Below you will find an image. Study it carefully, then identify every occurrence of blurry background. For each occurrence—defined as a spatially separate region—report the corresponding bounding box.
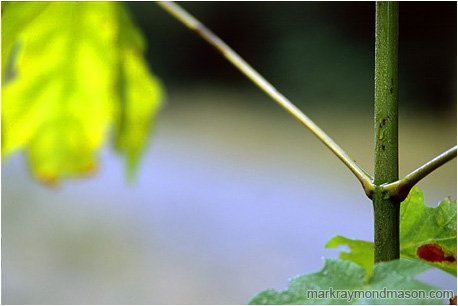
[2,2,456,304]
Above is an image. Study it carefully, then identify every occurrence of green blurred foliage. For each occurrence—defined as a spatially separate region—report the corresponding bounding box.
[1,2,163,184]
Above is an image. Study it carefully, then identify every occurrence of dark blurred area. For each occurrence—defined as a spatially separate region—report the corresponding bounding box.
[125,1,456,115]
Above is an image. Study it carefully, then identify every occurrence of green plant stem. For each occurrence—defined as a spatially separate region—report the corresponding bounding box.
[157,1,374,196]
[373,1,400,263]
[383,145,457,202]
[158,2,457,263]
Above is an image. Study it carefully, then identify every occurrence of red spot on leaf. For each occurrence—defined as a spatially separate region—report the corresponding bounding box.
[417,243,456,263]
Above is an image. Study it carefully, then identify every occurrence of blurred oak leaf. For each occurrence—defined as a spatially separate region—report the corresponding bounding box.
[1,2,163,184]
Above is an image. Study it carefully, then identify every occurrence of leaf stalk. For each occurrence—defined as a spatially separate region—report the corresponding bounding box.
[157,1,457,210]
[382,145,457,202]
[157,1,373,193]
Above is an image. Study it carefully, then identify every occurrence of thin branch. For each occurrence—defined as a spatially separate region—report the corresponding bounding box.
[383,145,457,202]
[157,1,374,195]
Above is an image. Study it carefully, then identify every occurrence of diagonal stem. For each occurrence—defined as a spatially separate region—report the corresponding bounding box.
[157,1,374,195]
[382,145,457,202]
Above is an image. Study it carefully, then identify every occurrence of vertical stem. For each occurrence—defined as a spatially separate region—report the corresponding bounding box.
[373,1,400,262]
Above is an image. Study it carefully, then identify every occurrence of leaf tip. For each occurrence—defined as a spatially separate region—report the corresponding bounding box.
[35,172,60,188]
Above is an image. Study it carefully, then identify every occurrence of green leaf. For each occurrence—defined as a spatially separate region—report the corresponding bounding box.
[325,235,374,278]
[249,258,442,305]
[325,188,457,277]
[400,187,457,276]
[1,2,163,184]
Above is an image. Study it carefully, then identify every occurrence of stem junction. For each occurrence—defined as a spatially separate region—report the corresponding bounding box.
[157,1,457,209]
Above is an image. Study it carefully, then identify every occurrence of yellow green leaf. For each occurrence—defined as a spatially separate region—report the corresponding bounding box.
[1,2,163,184]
